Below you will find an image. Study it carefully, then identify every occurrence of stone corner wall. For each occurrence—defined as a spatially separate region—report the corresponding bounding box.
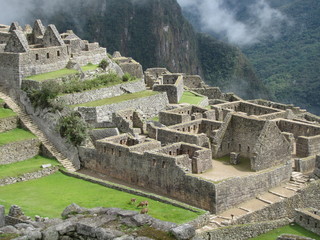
[0,138,40,165]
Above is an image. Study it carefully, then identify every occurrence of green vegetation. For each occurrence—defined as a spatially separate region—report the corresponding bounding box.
[242,0,320,114]
[71,90,158,108]
[98,59,109,70]
[0,172,202,223]
[26,73,136,109]
[81,63,99,72]
[0,128,37,146]
[26,68,78,82]
[197,34,270,100]
[0,156,59,179]
[26,80,61,109]
[57,112,89,146]
[0,233,20,240]
[179,91,206,105]
[249,223,320,240]
[0,108,17,119]
[0,98,4,103]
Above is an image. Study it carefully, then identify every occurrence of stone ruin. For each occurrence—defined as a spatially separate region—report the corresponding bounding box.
[1,19,320,239]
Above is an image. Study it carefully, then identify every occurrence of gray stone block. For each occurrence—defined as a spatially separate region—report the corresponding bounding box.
[0,225,20,234]
[170,224,195,240]
[95,227,124,240]
[0,205,4,228]
[42,226,59,240]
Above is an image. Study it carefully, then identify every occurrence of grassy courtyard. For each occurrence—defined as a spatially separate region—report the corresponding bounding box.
[179,91,206,105]
[0,172,203,223]
[0,156,59,179]
[250,223,320,240]
[81,63,99,72]
[26,68,78,82]
[0,108,17,119]
[71,90,159,108]
[0,128,37,146]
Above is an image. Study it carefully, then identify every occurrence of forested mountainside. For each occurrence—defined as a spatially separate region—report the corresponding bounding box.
[182,0,320,114]
[24,0,269,100]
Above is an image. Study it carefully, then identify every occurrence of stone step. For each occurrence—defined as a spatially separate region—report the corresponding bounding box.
[0,92,77,172]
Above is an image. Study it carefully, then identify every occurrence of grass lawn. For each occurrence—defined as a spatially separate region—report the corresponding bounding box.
[0,128,37,146]
[179,91,206,105]
[0,156,59,179]
[0,98,3,103]
[0,108,17,119]
[25,68,78,82]
[71,90,159,108]
[249,223,320,240]
[0,172,203,223]
[81,63,99,72]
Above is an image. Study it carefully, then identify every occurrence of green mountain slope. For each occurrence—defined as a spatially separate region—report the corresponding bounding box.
[243,0,320,113]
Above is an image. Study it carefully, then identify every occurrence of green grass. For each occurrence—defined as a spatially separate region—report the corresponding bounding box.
[0,108,17,119]
[0,99,4,103]
[25,68,78,82]
[71,90,159,108]
[0,156,59,179]
[249,223,320,240]
[0,128,37,146]
[179,91,206,105]
[0,172,202,223]
[81,63,99,72]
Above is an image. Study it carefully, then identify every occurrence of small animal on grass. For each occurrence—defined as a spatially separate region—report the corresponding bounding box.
[140,208,149,214]
[130,198,137,204]
[137,200,149,208]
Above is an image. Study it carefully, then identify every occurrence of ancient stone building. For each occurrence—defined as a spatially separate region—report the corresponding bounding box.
[0,20,106,88]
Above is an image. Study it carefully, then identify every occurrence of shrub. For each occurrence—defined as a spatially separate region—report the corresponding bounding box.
[57,112,88,146]
[27,80,61,109]
[98,59,109,70]
[122,72,131,82]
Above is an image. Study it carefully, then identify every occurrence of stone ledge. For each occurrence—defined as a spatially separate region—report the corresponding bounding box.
[0,166,59,186]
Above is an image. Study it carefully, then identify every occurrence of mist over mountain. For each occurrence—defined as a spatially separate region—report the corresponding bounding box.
[181,0,320,114]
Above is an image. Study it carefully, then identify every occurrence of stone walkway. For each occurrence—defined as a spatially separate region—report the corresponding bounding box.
[0,92,77,172]
[197,171,309,233]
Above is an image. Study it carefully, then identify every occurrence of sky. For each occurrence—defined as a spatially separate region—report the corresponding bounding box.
[177,0,290,45]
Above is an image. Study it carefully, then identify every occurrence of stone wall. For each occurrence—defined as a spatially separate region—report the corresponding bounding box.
[277,234,315,240]
[190,87,225,100]
[0,205,4,228]
[215,162,292,213]
[195,218,290,240]
[231,180,320,225]
[77,92,169,123]
[295,156,316,173]
[295,208,320,235]
[0,166,58,186]
[79,146,218,212]
[276,120,320,139]
[0,52,20,88]
[0,139,40,165]
[184,75,205,88]
[296,135,320,158]
[153,75,184,104]
[57,79,146,106]
[0,115,18,133]
[18,90,81,169]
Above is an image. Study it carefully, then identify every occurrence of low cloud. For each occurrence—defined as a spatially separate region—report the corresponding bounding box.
[178,0,290,45]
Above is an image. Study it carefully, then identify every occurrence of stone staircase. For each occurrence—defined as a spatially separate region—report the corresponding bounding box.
[197,171,310,233]
[0,92,77,172]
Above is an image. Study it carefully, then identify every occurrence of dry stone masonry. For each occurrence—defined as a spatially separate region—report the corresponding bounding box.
[1,19,320,240]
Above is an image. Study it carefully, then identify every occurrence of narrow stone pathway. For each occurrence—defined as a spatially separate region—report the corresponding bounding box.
[197,171,309,233]
[0,92,77,172]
